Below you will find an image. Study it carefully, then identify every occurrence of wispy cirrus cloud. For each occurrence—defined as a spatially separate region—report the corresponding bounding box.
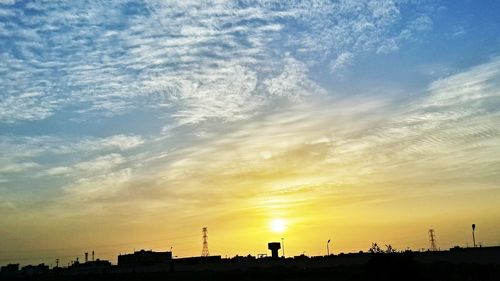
[0,162,40,174]
[73,153,126,173]
[62,168,133,203]
[0,134,144,184]
[0,134,144,157]
[72,135,145,152]
[0,92,62,123]
[330,52,354,73]
[264,56,327,100]
[46,153,127,177]
[0,0,437,124]
[48,57,500,213]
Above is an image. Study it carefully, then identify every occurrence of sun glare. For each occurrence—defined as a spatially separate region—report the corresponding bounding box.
[270,218,286,233]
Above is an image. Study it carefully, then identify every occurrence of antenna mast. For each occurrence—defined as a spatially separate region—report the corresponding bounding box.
[202,227,209,257]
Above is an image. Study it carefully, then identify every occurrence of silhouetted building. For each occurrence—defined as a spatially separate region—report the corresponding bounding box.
[66,259,112,275]
[0,264,19,273]
[175,255,222,265]
[21,263,49,276]
[118,250,172,267]
[0,264,19,278]
[268,242,281,258]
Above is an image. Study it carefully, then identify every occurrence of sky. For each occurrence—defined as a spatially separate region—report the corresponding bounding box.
[1,0,500,266]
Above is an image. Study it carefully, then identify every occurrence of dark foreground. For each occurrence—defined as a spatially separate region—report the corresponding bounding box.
[2,256,500,281]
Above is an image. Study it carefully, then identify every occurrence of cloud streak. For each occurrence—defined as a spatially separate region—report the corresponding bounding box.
[42,57,500,215]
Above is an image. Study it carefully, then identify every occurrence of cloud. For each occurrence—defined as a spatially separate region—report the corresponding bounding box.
[76,135,145,152]
[0,0,16,5]
[0,162,40,173]
[45,166,73,176]
[424,58,500,108]
[120,57,500,209]
[63,168,133,202]
[39,152,132,181]
[3,57,499,215]
[0,134,144,158]
[0,0,437,124]
[73,153,126,173]
[398,14,433,43]
[146,64,263,125]
[264,56,327,100]
[50,51,500,212]
[0,92,62,123]
[330,52,354,73]
[0,134,145,185]
[451,26,466,38]
[410,15,434,32]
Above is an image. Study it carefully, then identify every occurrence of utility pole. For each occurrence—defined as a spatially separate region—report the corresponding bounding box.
[472,224,476,247]
[327,239,331,255]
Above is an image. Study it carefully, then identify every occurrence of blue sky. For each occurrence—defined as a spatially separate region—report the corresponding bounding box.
[1,0,500,264]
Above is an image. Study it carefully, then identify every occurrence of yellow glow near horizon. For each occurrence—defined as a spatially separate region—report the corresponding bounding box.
[270,218,286,233]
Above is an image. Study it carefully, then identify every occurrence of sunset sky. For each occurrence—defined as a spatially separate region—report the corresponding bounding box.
[1,0,500,266]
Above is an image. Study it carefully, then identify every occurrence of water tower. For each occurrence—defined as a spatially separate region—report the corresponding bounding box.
[268,242,281,258]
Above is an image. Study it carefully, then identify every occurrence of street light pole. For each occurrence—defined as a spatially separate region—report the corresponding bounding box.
[472,224,476,248]
[281,238,285,257]
[327,239,331,256]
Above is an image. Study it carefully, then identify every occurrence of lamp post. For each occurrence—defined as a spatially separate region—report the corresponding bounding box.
[281,237,285,257]
[327,239,331,256]
[472,224,476,248]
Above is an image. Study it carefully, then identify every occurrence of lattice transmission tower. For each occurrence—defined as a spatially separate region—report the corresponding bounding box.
[202,227,209,257]
[429,229,438,251]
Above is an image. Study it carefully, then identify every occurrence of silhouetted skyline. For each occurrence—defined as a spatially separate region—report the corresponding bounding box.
[3,244,500,280]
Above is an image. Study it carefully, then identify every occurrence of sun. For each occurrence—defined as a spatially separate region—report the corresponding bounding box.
[270,218,286,233]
